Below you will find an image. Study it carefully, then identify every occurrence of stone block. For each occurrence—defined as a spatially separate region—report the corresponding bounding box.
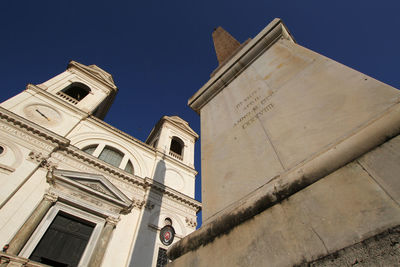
[168,157,400,267]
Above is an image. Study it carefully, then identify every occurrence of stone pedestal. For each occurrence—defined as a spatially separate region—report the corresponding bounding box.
[167,18,400,266]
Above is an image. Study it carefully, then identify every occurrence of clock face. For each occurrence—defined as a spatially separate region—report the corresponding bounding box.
[23,104,62,126]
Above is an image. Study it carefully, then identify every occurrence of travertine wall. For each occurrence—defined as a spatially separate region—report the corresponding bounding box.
[168,134,400,267]
[175,18,400,267]
[0,61,200,267]
[197,29,400,224]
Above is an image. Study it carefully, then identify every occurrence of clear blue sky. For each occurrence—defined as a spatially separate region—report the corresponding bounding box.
[1,1,399,226]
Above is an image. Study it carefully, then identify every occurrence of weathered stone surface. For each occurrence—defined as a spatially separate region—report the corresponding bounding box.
[212,27,241,65]
[305,226,400,267]
[173,18,400,267]
[195,19,400,224]
[358,136,400,206]
[168,148,400,266]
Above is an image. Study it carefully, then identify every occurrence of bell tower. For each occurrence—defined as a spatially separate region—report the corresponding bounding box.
[146,116,198,168]
[1,61,117,136]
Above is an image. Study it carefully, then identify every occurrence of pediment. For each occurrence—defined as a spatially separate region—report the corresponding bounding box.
[68,61,117,89]
[51,169,131,207]
[166,116,198,138]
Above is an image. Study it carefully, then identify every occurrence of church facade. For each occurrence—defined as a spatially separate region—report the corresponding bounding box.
[0,61,200,267]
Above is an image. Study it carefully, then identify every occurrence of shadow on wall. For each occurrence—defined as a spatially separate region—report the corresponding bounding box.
[128,158,166,267]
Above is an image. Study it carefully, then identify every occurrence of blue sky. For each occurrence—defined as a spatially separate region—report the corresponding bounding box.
[1,1,399,226]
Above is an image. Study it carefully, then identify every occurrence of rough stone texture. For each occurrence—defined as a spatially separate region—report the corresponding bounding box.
[212,27,241,65]
[305,226,400,267]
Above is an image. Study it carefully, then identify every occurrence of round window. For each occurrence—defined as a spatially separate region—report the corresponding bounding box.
[0,146,4,155]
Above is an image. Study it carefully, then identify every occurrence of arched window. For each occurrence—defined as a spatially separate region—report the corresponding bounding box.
[124,160,134,174]
[98,146,124,168]
[169,137,184,158]
[82,145,97,155]
[61,82,90,102]
[80,144,134,174]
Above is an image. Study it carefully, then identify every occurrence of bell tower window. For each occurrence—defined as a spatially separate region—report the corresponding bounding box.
[169,137,184,160]
[57,82,91,104]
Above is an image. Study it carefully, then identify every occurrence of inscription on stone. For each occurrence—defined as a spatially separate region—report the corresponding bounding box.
[233,88,274,129]
[0,122,54,150]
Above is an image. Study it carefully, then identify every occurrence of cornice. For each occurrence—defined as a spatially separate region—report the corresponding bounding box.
[156,151,198,175]
[1,92,200,212]
[88,116,197,173]
[25,85,170,158]
[88,115,154,151]
[0,107,70,148]
[146,116,199,143]
[144,177,201,213]
[61,146,200,211]
[63,145,147,188]
[51,169,133,209]
[68,60,118,91]
[188,18,295,114]
[164,116,199,139]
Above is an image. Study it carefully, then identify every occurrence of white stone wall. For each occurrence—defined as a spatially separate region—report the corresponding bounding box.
[0,61,200,267]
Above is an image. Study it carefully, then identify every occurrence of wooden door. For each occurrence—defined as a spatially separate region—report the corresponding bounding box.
[30,212,94,267]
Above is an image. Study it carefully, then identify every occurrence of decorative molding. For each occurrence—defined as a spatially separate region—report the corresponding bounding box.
[0,163,15,173]
[43,192,58,203]
[52,169,133,208]
[80,181,114,197]
[132,198,145,210]
[185,217,197,228]
[105,216,120,226]
[0,108,200,214]
[88,115,158,155]
[165,116,199,139]
[0,123,53,152]
[28,151,46,163]
[28,151,58,170]
[66,190,120,214]
[0,107,69,148]
[51,151,147,199]
[62,146,146,188]
[161,197,197,215]
[68,61,117,90]
[144,177,201,213]
[145,115,198,145]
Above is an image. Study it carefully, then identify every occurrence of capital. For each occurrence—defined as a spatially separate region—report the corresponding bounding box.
[43,192,58,202]
[105,216,120,226]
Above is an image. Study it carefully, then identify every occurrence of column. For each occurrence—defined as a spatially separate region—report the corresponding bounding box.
[6,193,57,255]
[88,216,119,267]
